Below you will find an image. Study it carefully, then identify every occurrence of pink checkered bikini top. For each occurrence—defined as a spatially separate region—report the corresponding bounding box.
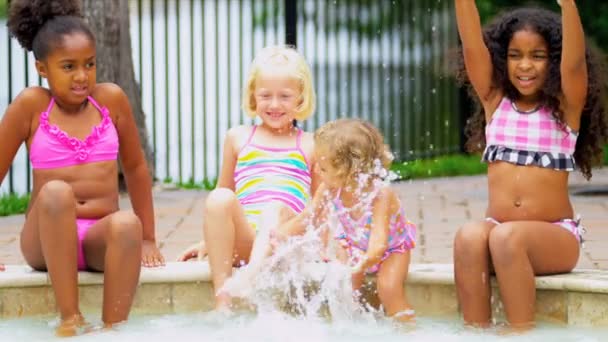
[486,97,577,154]
[482,97,578,171]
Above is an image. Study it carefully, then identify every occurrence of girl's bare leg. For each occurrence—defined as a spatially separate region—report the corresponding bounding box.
[20,180,84,336]
[202,188,256,309]
[376,251,413,322]
[489,221,579,330]
[82,211,142,326]
[453,220,496,327]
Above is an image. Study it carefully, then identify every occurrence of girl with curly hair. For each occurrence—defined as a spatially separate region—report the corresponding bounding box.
[271,118,417,322]
[453,0,607,330]
[1,0,164,335]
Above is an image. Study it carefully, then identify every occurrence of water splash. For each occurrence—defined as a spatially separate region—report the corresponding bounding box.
[221,165,395,323]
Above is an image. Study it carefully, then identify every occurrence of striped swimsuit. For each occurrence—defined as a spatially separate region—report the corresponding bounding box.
[234,125,312,231]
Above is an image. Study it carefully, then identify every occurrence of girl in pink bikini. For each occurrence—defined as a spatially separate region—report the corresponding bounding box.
[275,118,417,322]
[454,0,607,330]
[0,0,163,336]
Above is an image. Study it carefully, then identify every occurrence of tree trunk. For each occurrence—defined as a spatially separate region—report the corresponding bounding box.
[81,0,155,186]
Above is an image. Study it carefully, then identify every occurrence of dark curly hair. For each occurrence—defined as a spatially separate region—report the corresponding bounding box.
[455,7,608,179]
[7,0,95,60]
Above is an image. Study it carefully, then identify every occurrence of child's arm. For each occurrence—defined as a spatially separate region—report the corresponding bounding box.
[559,0,588,128]
[215,127,241,190]
[351,188,392,273]
[0,90,32,187]
[274,182,330,241]
[109,84,164,267]
[454,0,496,112]
[0,90,33,272]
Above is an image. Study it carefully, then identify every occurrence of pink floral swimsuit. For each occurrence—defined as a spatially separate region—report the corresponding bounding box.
[29,96,119,270]
[332,188,417,274]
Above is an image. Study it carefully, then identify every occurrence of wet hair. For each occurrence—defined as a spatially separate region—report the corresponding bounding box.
[242,45,316,121]
[7,0,95,60]
[314,118,394,180]
[455,7,608,179]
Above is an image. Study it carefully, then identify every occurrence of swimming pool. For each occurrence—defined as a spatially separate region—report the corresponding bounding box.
[1,311,608,341]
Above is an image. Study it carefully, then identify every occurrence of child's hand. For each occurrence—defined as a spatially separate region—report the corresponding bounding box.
[177,241,207,261]
[142,240,165,267]
[0,263,4,272]
[351,255,368,274]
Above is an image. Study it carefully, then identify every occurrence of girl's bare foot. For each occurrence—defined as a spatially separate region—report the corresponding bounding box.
[392,309,416,323]
[55,313,88,337]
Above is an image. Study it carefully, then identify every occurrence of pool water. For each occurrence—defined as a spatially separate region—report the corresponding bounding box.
[1,311,608,341]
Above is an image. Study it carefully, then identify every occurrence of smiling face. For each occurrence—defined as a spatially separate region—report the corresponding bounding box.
[253,67,302,130]
[507,29,549,101]
[36,32,96,106]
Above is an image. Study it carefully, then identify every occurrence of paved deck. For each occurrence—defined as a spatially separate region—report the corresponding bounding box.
[1,169,607,269]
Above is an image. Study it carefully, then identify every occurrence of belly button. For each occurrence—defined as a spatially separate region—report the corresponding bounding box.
[78,201,85,205]
[514,199,522,207]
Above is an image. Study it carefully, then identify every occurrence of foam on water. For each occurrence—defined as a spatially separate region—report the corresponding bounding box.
[2,312,608,341]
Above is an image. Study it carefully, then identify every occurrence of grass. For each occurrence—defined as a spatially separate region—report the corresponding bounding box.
[0,0,6,19]
[176,177,217,191]
[0,193,30,217]
[391,154,488,181]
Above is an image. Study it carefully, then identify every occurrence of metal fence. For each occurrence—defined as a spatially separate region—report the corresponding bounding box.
[0,0,462,194]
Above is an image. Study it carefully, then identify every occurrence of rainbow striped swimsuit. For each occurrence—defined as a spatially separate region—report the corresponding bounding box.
[234,126,312,231]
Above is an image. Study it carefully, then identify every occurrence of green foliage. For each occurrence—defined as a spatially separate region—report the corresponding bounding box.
[176,177,217,191]
[391,154,487,181]
[0,193,30,217]
[476,0,608,54]
[0,0,6,19]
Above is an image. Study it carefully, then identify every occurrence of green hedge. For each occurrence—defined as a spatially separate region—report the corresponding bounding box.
[391,154,488,181]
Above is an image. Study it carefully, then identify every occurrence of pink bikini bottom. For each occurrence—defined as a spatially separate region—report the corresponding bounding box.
[76,218,98,270]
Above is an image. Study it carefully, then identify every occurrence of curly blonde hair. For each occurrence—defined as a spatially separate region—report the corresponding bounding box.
[242,45,316,121]
[314,118,393,179]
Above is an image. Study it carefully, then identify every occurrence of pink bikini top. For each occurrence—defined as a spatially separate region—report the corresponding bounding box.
[29,96,119,169]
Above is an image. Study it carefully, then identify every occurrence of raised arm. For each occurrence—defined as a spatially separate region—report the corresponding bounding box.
[455,0,497,111]
[559,0,587,129]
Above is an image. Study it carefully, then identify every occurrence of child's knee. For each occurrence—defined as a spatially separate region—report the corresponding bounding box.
[107,212,142,248]
[204,188,237,213]
[38,180,75,214]
[454,222,490,252]
[488,223,522,262]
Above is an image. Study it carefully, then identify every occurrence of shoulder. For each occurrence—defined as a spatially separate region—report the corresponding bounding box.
[90,83,129,121]
[298,130,315,161]
[8,87,50,119]
[225,125,254,153]
[371,184,399,213]
[91,83,128,108]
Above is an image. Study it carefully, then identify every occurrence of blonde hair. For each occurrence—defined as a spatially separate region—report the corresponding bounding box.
[314,118,394,179]
[242,45,316,121]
